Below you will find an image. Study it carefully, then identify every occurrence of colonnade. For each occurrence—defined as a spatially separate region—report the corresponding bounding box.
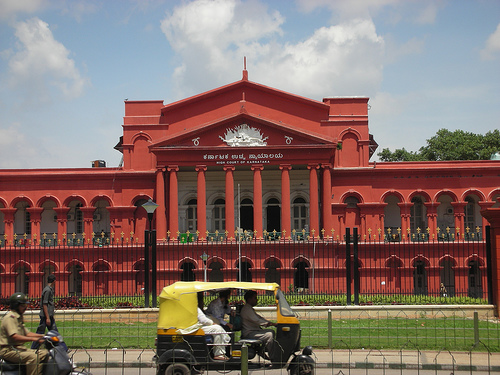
[155,163,333,240]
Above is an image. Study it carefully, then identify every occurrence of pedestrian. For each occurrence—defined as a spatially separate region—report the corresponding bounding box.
[31,274,68,351]
[0,292,48,375]
[440,283,448,297]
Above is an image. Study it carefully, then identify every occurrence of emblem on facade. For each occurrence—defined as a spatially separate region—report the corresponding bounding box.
[219,124,268,147]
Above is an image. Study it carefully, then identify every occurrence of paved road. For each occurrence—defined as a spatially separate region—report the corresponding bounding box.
[88,367,480,375]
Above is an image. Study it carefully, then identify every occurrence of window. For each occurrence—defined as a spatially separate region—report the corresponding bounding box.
[186,199,197,231]
[410,196,426,232]
[464,196,476,231]
[213,198,225,232]
[75,204,83,234]
[292,197,307,231]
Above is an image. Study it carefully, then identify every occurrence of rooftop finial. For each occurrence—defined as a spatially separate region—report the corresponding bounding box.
[242,56,248,81]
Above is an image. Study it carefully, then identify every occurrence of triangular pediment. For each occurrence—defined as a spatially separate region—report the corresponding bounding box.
[151,113,335,149]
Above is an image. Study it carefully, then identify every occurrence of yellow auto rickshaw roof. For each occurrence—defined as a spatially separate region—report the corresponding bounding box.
[157,281,280,330]
[159,281,280,301]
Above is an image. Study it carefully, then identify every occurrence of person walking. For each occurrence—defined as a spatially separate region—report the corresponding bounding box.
[0,292,48,375]
[31,274,68,351]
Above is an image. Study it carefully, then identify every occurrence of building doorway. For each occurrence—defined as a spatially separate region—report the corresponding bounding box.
[266,198,281,232]
[240,198,253,232]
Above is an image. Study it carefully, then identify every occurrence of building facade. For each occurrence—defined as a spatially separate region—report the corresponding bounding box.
[1,69,499,300]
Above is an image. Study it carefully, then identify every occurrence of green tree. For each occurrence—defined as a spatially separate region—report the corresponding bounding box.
[378,129,500,161]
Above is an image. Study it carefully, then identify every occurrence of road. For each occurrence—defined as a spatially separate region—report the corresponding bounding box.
[87,368,475,375]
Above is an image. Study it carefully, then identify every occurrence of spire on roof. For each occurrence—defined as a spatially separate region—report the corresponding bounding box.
[242,56,248,81]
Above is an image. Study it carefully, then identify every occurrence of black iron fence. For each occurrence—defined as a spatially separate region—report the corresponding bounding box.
[0,227,491,306]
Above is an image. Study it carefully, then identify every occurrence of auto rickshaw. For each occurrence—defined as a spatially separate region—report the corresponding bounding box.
[155,281,314,375]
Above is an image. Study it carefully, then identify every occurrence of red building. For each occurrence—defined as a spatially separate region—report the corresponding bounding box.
[1,69,499,302]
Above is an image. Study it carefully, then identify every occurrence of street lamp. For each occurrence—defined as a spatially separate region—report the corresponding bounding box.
[142,199,158,308]
[200,252,209,282]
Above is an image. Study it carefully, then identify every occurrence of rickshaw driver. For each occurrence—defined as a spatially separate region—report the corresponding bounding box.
[240,290,277,359]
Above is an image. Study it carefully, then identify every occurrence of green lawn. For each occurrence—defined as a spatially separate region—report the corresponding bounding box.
[25,316,500,352]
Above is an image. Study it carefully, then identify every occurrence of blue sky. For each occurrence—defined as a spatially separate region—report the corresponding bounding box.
[1,0,499,169]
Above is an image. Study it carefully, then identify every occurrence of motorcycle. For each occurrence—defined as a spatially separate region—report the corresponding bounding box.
[0,331,91,375]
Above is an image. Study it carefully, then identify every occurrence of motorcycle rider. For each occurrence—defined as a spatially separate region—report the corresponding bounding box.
[0,293,48,375]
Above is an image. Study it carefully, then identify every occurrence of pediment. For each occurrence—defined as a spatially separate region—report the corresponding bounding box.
[151,113,335,149]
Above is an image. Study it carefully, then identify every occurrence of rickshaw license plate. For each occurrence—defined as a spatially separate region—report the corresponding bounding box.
[231,350,241,357]
[172,335,183,343]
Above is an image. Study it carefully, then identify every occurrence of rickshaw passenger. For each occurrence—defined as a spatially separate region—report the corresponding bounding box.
[206,289,234,331]
[197,293,230,360]
[240,290,277,359]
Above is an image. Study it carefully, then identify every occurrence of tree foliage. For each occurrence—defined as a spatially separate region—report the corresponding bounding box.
[378,129,500,161]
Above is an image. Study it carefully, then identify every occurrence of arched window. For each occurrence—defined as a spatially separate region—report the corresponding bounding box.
[294,261,309,291]
[265,259,281,286]
[186,199,197,231]
[413,260,427,295]
[468,260,482,298]
[440,259,455,297]
[237,261,252,282]
[68,264,83,296]
[15,266,29,295]
[464,196,477,232]
[410,196,427,233]
[75,203,83,234]
[292,197,307,231]
[181,262,196,281]
[213,198,225,232]
[209,261,224,282]
[345,196,359,208]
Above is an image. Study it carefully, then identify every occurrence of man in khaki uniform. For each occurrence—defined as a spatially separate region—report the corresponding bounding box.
[0,292,48,375]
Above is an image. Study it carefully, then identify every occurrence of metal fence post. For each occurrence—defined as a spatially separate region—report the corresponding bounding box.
[353,227,359,306]
[485,226,494,305]
[144,229,150,308]
[241,344,248,375]
[474,311,479,345]
[328,309,332,349]
[346,227,351,305]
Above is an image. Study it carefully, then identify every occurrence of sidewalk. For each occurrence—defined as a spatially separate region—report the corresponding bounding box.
[70,348,500,372]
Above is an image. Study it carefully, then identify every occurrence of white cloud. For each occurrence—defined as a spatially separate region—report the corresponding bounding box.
[0,0,45,21]
[7,17,88,102]
[161,0,384,100]
[480,23,500,60]
[0,123,38,168]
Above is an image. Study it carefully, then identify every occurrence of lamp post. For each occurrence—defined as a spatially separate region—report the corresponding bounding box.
[201,252,209,282]
[142,199,158,308]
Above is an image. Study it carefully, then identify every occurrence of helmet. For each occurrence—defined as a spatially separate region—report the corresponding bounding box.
[10,292,28,310]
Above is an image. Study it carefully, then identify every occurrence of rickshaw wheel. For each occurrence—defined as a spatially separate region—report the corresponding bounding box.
[164,363,190,375]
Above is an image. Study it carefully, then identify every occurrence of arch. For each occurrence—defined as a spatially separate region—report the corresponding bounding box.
[63,195,87,207]
[208,256,226,269]
[339,190,364,204]
[11,260,32,273]
[487,189,500,202]
[179,257,199,269]
[36,195,61,208]
[38,260,58,273]
[461,189,486,202]
[131,132,153,143]
[385,255,403,268]
[338,127,362,140]
[234,256,254,269]
[380,190,404,204]
[434,190,458,203]
[132,195,153,206]
[90,194,113,207]
[0,264,5,273]
[0,197,8,207]
[410,255,430,267]
[341,255,364,268]
[464,254,485,267]
[65,259,85,272]
[264,256,283,269]
[10,196,34,208]
[92,259,112,271]
[438,255,457,267]
[291,255,311,268]
[408,190,431,202]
